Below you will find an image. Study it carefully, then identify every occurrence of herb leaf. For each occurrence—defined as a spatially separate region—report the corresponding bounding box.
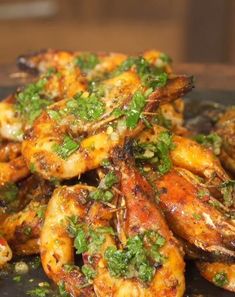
[75,53,99,72]
[213,271,229,287]
[52,135,80,159]
[67,92,105,122]
[193,133,222,155]
[104,230,165,283]
[134,131,175,174]
[16,78,51,124]
[126,91,146,129]
[220,180,235,207]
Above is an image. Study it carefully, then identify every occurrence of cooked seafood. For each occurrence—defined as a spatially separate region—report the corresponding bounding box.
[153,168,235,261]
[22,74,193,180]
[216,108,235,175]
[0,156,29,186]
[137,124,229,183]
[40,185,95,296]
[1,49,235,296]
[0,236,12,267]
[197,261,235,292]
[0,200,46,255]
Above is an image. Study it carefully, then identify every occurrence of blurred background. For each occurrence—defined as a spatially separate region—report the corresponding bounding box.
[0,0,235,64]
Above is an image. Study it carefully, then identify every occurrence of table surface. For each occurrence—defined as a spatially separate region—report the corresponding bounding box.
[0,63,235,91]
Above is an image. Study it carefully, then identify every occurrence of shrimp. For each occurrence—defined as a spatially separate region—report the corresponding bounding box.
[22,74,193,180]
[153,168,235,261]
[197,261,235,292]
[215,108,235,175]
[137,124,229,183]
[0,236,12,267]
[17,49,171,78]
[0,156,29,186]
[0,200,46,255]
[0,65,86,142]
[40,185,95,296]
[96,152,185,297]
[0,141,21,162]
[0,96,23,142]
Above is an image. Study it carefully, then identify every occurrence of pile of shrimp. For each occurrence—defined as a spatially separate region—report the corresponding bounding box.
[0,49,234,297]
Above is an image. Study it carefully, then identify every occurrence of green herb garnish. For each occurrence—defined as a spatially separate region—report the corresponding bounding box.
[58,281,70,297]
[52,135,80,159]
[213,271,229,287]
[104,230,165,283]
[16,78,51,124]
[67,92,105,122]
[23,226,32,236]
[134,131,175,174]
[82,264,97,281]
[27,283,50,297]
[75,53,99,72]
[13,275,22,282]
[0,183,18,203]
[126,91,146,129]
[193,133,222,155]
[220,180,235,207]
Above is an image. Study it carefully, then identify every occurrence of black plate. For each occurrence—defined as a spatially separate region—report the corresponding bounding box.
[0,86,234,297]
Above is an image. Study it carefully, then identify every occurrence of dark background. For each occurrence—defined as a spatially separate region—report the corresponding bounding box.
[0,0,235,64]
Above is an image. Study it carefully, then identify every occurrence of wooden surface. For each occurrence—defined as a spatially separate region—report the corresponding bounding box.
[1,63,235,92]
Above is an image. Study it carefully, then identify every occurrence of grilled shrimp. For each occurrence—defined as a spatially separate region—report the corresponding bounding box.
[215,108,235,175]
[137,124,229,183]
[17,49,171,77]
[0,200,46,255]
[197,261,235,292]
[0,141,21,162]
[0,96,23,142]
[153,168,235,261]
[40,185,95,296]
[103,153,186,297]
[22,74,193,180]
[0,66,86,142]
[0,236,12,267]
[0,156,29,186]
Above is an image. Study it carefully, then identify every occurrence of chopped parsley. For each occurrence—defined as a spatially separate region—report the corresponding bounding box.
[75,53,100,72]
[89,171,118,203]
[193,213,202,221]
[193,133,222,155]
[67,217,114,256]
[29,163,36,173]
[0,183,18,203]
[151,112,172,130]
[134,131,175,174]
[158,53,172,65]
[52,135,80,159]
[126,91,147,129]
[213,271,229,287]
[16,78,51,124]
[104,230,165,283]
[67,92,105,122]
[112,56,168,89]
[74,228,88,254]
[197,188,210,199]
[36,206,47,219]
[58,281,70,297]
[13,275,22,283]
[82,264,97,281]
[27,283,50,297]
[220,180,235,207]
[23,226,32,236]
